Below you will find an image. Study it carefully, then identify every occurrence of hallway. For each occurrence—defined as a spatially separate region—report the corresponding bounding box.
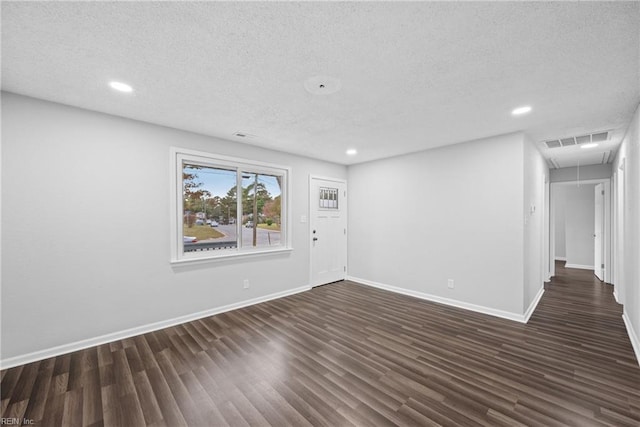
[525,261,640,423]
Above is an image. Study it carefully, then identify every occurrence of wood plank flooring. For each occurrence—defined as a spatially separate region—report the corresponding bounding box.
[2,262,639,426]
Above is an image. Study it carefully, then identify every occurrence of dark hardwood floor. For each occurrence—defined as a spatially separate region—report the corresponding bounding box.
[2,262,639,426]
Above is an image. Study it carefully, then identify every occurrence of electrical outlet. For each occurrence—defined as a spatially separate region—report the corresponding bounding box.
[447,279,454,289]
[243,279,250,289]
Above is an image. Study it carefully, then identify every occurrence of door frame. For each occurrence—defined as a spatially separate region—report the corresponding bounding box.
[543,174,551,282]
[549,178,611,282]
[613,159,626,303]
[594,183,605,281]
[308,175,348,287]
[612,171,617,293]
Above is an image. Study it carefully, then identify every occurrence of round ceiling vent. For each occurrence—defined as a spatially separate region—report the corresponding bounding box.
[304,76,341,95]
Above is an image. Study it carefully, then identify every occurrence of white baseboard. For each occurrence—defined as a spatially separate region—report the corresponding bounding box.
[346,276,526,323]
[613,289,620,303]
[524,287,545,323]
[564,263,594,270]
[0,285,311,370]
[555,256,567,261]
[622,309,640,367]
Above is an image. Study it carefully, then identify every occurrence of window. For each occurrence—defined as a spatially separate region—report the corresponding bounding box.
[171,148,291,263]
[319,187,339,209]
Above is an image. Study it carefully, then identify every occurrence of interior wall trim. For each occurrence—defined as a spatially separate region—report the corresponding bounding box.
[0,285,311,370]
[346,276,530,323]
[524,287,545,323]
[622,309,640,367]
[564,263,594,270]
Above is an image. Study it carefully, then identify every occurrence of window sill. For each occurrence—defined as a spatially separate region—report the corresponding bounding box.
[170,247,293,267]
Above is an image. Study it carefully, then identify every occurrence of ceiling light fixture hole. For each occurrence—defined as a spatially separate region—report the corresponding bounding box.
[304,76,341,95]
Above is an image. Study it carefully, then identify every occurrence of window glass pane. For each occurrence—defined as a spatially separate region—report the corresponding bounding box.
[183,163,237,253]
[241,172,282,247]
[173,148,289,263]
[320,187,338,209]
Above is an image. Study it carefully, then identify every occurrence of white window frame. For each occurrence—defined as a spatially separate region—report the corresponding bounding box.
[170,147,292,265]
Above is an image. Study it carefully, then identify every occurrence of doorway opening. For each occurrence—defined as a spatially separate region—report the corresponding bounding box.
[549,178,612,283]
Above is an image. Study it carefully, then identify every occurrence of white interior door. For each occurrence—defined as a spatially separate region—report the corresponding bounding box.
[594,183,604,281]
[310,177,347,286]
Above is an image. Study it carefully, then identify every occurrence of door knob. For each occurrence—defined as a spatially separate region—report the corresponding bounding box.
[313,237,318,241]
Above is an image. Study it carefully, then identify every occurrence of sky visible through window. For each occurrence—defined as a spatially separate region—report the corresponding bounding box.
[184,165,281,198]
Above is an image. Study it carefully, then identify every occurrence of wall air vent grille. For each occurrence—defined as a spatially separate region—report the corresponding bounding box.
[543,131,610,149]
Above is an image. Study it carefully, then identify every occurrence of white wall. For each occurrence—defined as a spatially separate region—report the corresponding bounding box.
[550,164,612,182]
[1,92,347,363]
[612,102,640,363]
[554,186,567,259]
[563,184,596,268]
[347,133,526,318]
[523,136,548,312]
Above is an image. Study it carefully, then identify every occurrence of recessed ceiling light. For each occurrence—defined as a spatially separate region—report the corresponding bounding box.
[511,106,532,116]
[346,149,357,156]
[581,143,599,149]
[109,81,133,93]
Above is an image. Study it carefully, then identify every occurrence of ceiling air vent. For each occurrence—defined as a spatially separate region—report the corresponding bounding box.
[592,132,608,142]
[543,131,610,149]
[544,140,561,148]
[575,135,591,144]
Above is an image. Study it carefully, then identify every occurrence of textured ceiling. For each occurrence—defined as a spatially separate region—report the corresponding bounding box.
[2,1,639,166]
